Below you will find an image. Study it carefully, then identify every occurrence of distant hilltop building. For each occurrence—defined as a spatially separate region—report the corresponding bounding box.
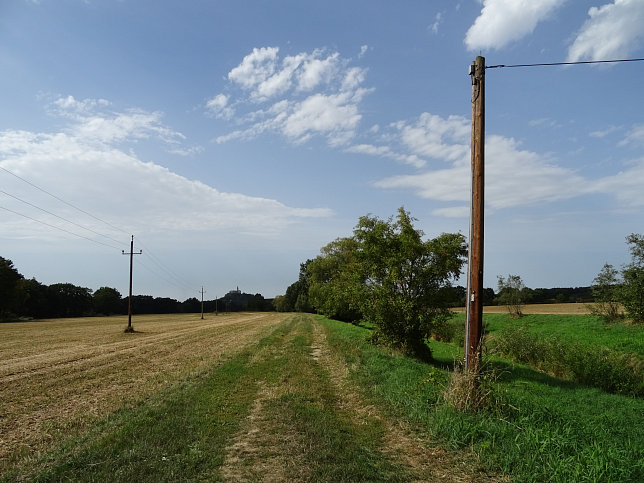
[226,286,241,296]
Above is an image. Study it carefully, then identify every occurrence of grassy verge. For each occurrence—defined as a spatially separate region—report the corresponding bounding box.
[319,315,644,482]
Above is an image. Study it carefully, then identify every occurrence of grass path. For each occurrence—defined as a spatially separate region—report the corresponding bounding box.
[2,313,497,481]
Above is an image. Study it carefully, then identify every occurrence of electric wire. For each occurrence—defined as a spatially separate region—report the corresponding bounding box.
[486,57,644,69]
[0,165,128,235]
[135,258,194,296]
[1,189,124,246]
[136,238,194,288]
[0,205,121,250]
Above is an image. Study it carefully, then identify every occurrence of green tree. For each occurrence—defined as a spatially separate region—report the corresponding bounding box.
[20,278,51,319]
[48,283,93,317]
[307,237,362,322]
[284,261,313,313]
[621,233,644,323]
[272,295,288,312]
[350,208,466,359]
[496,274,527,318]
[93,287,123,315]
[589,263,622,322]
[0,257,25,319]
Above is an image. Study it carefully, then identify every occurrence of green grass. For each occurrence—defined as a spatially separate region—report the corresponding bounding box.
[477,313,644,355]
[319,315,644,482]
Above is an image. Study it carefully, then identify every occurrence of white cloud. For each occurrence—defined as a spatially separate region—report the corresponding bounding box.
[228,46,279,90]
[430,12,443,34]
[0,99,332,244]
[206,93,234,119]
[568,0,644,62]
[589,125,621,138]
[52,95,110,114]
[213,47,370,147]
[371,112,594,216]
[591,156,644,206]
[465,0,563,51]
[345,144,425,168]
[296,52,339,91]
[282,92,361,146]
[395,113,471,164]
[619,123,644,146]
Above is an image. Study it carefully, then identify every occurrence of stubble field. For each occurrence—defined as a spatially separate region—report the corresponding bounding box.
[0,313,284,473]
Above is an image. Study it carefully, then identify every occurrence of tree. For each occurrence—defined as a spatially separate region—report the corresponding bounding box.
[20,278,51,319]
[496,274,527,318]
[48,283,94,317]
[0,257,25,319]
[93,287,123,315]
[589,263,622,322]
[307,237,363,322]
[621,233,644,323]
[272,295,289,312]
[181,297,201,313]
[354,209,466,358]
[283,261,313,313]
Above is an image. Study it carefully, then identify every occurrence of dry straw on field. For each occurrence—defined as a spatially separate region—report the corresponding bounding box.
[0,313,287,467]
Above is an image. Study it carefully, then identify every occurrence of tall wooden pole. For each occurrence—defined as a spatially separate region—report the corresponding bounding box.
[200,286,205,320]
[465,56,485,371]
[123,235,141,333]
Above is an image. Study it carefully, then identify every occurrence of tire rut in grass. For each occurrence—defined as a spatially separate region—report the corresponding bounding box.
[310,318,505,483]
[221,314,407,481]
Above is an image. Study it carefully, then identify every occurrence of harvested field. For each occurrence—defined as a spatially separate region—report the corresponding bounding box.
[452,303,592,315]
[0,312,287,470]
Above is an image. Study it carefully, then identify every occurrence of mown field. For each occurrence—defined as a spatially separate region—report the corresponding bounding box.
[1,310,642,481]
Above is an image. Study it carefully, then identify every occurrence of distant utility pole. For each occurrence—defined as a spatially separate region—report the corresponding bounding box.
[465,56,485,371]
[200,286,206,319]
[122,235,142,333]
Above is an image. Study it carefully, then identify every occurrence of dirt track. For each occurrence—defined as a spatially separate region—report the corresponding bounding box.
[0,313,287,466]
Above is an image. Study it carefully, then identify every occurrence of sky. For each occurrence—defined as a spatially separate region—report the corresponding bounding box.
[1,0,644,301]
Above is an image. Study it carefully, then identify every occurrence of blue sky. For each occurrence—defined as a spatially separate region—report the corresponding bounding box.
[1,0,643,300]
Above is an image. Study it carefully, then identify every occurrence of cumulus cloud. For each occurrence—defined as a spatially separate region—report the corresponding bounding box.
[465,0,563,51]
[212,47,370,147]
[367,112,598,217]
[0,97,331,244]
[206,93,234,119]
[568,0,644,61]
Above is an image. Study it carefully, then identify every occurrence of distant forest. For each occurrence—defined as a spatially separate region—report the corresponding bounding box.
[0,256,273,321]
[2,255,592,321]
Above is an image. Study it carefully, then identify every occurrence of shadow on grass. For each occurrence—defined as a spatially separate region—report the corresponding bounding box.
[487,359,585,391]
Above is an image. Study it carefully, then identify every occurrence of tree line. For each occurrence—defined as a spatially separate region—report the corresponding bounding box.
[0,257,273,321]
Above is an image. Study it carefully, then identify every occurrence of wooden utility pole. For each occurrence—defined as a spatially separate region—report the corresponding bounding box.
[123,235,142,333]
[465,56,485,371]
[200,286,206,319]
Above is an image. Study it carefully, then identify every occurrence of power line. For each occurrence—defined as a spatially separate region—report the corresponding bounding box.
[486,57,644,69]
[1,190,124,246]
[0,205,121,250]
[0,165,128,235]
[135,238,196,292]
